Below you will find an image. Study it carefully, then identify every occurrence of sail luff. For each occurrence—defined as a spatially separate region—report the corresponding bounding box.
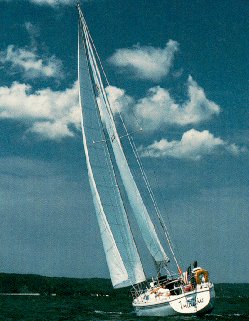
[78,11,146,288]
[82,19,169,264]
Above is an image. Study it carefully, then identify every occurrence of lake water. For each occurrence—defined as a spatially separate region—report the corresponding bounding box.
[0,284,248,321]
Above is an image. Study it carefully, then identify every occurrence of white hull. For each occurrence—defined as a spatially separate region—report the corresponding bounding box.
[133,283,215,317]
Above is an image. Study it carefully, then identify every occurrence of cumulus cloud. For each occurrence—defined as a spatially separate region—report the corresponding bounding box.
[0,45,63,80]
[0,21,63,80]
[135,76,220,130]
[108,40,179,81]
[106,77,220,131]
[106,85,245,159]
[30,121,74,140]
[0,81,80,140]
[139,129,244,160]
[105,85,134,114]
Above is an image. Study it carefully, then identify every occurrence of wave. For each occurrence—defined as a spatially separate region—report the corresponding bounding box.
[94,310,123,315]
[206,313,249,319]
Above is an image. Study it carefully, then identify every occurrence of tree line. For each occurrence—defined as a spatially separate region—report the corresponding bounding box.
[0,273,128,296]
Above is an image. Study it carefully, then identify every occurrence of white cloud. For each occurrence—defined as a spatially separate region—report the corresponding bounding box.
[30,120,74,140]
[105,85,134,114]
[0,45,63,80]
[0,21,63,80]
[105,77,220,131]
[0,81,80,140]
[183,76,220,124]
[108,40,179,81]
[135,76,220,130]
[139,129,244,160]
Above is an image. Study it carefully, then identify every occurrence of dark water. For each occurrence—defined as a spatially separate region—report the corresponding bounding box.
[0,285,248,321]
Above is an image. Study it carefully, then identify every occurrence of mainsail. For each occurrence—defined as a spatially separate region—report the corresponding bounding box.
[78,16,146,288]
[78,5,169,287]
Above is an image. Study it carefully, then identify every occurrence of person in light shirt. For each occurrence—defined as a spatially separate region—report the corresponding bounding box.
[157,284,170,297]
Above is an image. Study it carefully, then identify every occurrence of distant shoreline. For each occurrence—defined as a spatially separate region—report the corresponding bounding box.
[0,273,248,297]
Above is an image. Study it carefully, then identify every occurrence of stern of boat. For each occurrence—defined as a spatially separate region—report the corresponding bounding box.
[169,282,215,315]
[132,280,215,317]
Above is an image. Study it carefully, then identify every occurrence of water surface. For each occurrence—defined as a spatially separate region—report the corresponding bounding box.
[0,284,248,320]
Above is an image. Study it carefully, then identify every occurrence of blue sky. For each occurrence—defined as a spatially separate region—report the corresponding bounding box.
[0,0,248,282]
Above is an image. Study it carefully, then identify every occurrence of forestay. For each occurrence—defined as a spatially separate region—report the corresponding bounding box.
[78,16,146,288]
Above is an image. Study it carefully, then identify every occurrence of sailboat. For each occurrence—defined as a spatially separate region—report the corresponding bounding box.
[77,3,215,317]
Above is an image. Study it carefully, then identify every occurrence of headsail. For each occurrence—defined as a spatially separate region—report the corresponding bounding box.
[78,6,169,265]
[78,11,146,288]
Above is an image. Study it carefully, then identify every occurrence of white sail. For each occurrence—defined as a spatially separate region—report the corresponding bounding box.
[78,19,146,288]
[80,14,169,264]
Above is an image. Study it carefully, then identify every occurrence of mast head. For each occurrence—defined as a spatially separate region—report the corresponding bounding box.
[76,1,84,19]
[76,1,81,11]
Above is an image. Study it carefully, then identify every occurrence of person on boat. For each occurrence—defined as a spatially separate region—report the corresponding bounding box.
[150,286,160,294]
[150,280,155,288]
[183,284,192,292]
[190,274,197,289]
[157,284,170,297]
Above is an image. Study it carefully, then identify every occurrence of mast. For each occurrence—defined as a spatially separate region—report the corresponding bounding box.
[77,4,170,267]
[77,4,146,288]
